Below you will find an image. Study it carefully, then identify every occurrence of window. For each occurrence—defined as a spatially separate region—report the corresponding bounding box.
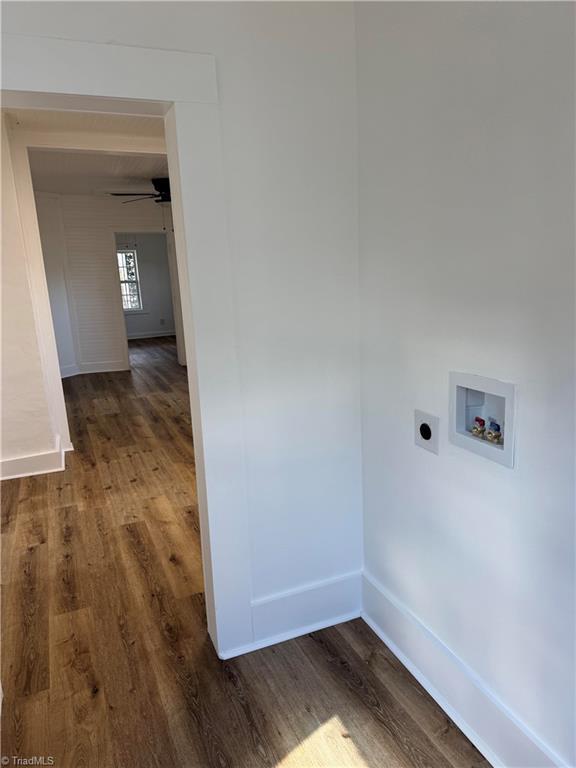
[117,249,143,311]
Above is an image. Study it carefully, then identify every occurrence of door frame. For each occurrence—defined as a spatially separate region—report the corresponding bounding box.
[114,223,186,360]
[2,33,254,658]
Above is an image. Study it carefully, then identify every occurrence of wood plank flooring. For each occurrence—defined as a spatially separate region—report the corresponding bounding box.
[1,336,490,767]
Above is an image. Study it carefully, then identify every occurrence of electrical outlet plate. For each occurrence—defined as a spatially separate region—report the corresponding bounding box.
[414,410,440,454]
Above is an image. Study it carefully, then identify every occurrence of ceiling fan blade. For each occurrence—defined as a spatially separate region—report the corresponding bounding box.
[110,192,156,197]
[121,196,159,204]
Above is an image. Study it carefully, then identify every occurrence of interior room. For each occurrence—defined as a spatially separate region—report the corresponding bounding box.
[1,3,574,768]
[29,145,184,369]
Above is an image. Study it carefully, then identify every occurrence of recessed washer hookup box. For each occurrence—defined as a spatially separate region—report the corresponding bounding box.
[449,372,516,468]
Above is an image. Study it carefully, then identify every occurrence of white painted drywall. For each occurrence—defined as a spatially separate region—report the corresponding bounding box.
[356,4,575,766]
[1,118,55,464]
[35,194,77,376]
[4,3,363,612]
[162,205,186,366]
[7,10,571,765]
[116,232,175,340]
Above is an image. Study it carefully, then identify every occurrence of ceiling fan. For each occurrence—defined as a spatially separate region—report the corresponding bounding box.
[109,177,171,204]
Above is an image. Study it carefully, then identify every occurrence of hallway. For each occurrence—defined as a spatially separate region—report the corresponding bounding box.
[1,338,487,767]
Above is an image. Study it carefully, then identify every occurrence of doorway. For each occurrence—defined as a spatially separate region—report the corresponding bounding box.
[22,117,203,590]
[28,144,187,379]
[2,35,254,657]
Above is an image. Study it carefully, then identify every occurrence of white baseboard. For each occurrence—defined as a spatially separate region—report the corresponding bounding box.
[60,363,81,378]
[218,610,361,661]
[126,331,176,340]
[0,434,66,480]
[218,570,362,660]
[362,571,568,768]
[61,360,130,377]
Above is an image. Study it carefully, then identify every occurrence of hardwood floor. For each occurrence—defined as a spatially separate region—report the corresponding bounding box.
[1,337,489,767]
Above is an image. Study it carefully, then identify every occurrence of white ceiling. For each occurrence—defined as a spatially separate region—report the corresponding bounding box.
[29,149,169,195]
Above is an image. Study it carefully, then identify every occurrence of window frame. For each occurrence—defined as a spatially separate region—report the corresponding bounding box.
[117,247,144,312]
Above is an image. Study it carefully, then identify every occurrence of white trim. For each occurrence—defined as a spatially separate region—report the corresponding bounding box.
[2,32,250,656]
[242,571,361,650]
[218,611,362,661]
[219,572,362,659]
[362,570,567,768]
[11,129,166,156]
[78,360,130,375]
[1,434,65,480]
[126,331,176,340]
[107,230,132,370]
[60,363,81,378]
[162,207,187,366]
[164,101,254,654]
[252,569,362,607]
[448,371,516,469]
[61,360,130,377]
[1,91,170,117]
[2,34,218,105]
[115,223,186,360]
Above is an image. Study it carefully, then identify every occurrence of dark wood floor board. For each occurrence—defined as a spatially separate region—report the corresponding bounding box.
[144,495,204,598]
[335,620,490,768]
[123,449,172,498]
[1,532,15,586]
[0,690,50,761]
[86,415,123,465]
[2,541,50,699]
[118,520,199,650]
[64,405,98,471]
[2,496,47,588]
[91,394,122,417]
[49,607,114,767]
[11,496,48,559]
[1,337,487,768]
[48,504,89,615]
[237,637,401,768]
[141,635,219,768]
[235,642,355,765]
[17,472,50,502]
[302,626,457,768]
[65,461,109,513]
[47,468,76,510]
[78,508,181,767]
[170,594,281,768]
[1,477,21,534]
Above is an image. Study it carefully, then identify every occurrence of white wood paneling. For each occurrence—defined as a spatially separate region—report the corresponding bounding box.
[29,149,169,195]
[65,227,128,369]
[60,195,164,230]
[61,195,165,370]
[38,194,166,374]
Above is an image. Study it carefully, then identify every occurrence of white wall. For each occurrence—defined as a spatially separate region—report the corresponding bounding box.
[116,232,175,340]
[356,4,575,767]
[35,194,77,375]
[6,8,572,765]
[1,117,57,473]
[35,193,167,375]
[4,2,363,627]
